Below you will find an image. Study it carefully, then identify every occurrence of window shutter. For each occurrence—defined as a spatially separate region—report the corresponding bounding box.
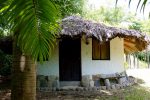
[92,38,110,60]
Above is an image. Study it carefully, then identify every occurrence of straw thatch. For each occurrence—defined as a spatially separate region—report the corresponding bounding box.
[61,16,150,54]
[0,16,149,54]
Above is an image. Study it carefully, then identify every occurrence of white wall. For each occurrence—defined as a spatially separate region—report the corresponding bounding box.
[37,37,124,76]
[37,43,59,76]
[81,37,124,75]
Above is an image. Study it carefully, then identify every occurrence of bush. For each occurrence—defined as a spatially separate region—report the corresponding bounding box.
[0,50,12,76]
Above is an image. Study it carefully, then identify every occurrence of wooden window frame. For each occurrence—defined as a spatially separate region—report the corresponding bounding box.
[92,38,110,60]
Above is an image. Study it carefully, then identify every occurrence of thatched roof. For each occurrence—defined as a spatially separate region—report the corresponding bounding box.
[61,16,150,54]
[0,16,149,54]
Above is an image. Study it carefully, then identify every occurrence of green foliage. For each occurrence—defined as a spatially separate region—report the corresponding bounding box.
[134,52,150,63]
[83,6,136,27]
[0,0,11,37]
[0,0,86,62]
[129,21,142,31]
[124,62,129,69]
[0,50,12,76]
[0,0,61,62]
[100,7,124,25]
[129,19,150,34]
[53,0,85,17]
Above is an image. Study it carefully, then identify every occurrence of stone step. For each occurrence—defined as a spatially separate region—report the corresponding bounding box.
[60,81,80,87]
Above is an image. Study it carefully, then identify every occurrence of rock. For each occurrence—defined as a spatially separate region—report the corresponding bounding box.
[72,87,76,91]
[90,80,94,87]
[56,88,60,91]
[115,84,120,89]
[81,75,90,87]
[47,75,57,88]
[40,87,49,91]
[37,75,45,80]
[61,86,78,91]
[97,87,101,91]
[40,77,48,87]
[126,83,130,86]
[59,87,63,91]
[93,87,97,91]
[79,87,84,91]
[123,83,127,87]
[88,87,93,91]
[94,80,100,87]
[37,75,48,87]
[111,85,116,90]
[92,74,100,81]
[52,87,56,91]
[84,87,88,91]
[76,87,83,91]
[105,79,111,89]
[53,79,60,89]
[101,86,106,90]
[120,85,124,88]
[118,77,127,85]
[134,78,137,84]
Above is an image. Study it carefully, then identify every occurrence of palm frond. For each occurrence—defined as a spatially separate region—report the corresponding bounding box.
[5,0,60,62]
[140,0,148,13]
[116,0,149,16]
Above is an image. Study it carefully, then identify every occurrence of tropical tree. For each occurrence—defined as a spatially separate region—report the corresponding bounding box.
[54,0,85,17]
[1,0,85,99]
[83,6,136,28]
[1,0,60,100]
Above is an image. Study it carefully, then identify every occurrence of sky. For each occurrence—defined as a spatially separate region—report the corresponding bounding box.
[86,0,150,19]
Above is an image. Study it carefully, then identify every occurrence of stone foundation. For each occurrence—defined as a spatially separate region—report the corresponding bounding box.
[37,72,137,91]
[37,75,59,91]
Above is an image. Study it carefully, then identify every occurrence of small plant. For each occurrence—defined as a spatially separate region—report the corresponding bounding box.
[124,62,129,69]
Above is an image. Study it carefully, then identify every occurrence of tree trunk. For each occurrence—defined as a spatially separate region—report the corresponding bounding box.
[11,37,36,100]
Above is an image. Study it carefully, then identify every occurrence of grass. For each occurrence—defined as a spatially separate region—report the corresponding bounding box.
[121,85,150,100]
[95,85,150,100]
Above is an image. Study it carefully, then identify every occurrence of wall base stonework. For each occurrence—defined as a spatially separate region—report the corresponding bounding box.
[37,73,137,91]
[37,75,59,91]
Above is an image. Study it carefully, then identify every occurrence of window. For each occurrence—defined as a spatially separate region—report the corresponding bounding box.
[92,38,110,60]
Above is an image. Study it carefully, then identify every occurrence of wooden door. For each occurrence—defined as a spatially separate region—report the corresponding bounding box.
[59,38,81,81]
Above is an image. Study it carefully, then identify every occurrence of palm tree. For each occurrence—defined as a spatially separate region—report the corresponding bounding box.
[11,37,37,100]
[1,0,85,99]
[1,0,60,100]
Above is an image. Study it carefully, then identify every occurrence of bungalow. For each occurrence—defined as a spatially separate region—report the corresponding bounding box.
[37,16,149,89]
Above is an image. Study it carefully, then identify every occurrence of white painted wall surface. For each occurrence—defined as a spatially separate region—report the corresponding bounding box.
[37,44,59,76]
[81,37,124,75]
[37,37,124,76]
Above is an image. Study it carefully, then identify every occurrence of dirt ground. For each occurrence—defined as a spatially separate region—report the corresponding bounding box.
[0,88,127,100]
[1,85,150,100]
[36,89,128,100]
[1,69,150,100]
